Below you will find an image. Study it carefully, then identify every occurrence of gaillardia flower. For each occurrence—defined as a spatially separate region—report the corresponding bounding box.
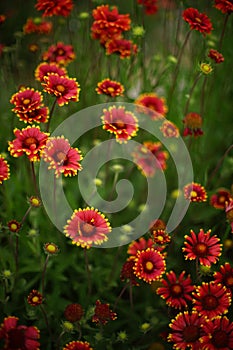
[35,0,73,17]
[16,106,50,124]
[35,62,67,82]
[43,242,60,255]
[7,220,21,233]
[101,105,138,143]
[157,270,195,309]
[137,0,158,15]
[96,78,124,97]
[151,229,171,245]
[214,262,233,296]
[134,92,168,120]
[41,136,82,177]
[64,207,111,248]
[63,340,93,350]
[210,188,231,209]
[27,289,43,306]
[127,237,154,257]
[183,229,222,266]
[183,182,207,202]
[133,247,166,284]
[42,42,75,65]
[160,120,180,138]
[10,87,43,114]
[182,7,213,35]
[192,282,231,320]
[183,112,203,137]
[64,304,84,323]
[0,316,40,349]
[23,17,53,34]
[214,0,233,14]
[0,155,10,184]
[8,126,49,162]
[200,62,213,75]
[120,259,140,286]
[105,37,138,59]
[200,316,233,349]
[92,300,117,325]
[208,49,224,64]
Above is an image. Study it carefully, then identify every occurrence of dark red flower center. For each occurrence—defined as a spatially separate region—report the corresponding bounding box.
[170,283,183,297]
[113,120,125,129]
[182,325,199,342]
[8,328,25,348]
[202,295,218,310]
[106,14,118,22]
[55,151,67,163]
[24,137,37,147]
[57,49,65,56]
[212,330,228,348]
[80,221,96,237]
[56,84,66,93]
[194,243,208,257]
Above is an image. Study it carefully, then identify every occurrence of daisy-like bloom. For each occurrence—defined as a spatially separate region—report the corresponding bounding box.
[200,62,213,75]
[208,48,224,64]
[132,141,169,177]
[41,136,82,177]
[101,105,138,143]
[63,340,93,350]
[0,155,10,184]
[8,126,49,162]
[92,300,117,325]
[120,259,140,286]
[64,207,111,248]
[16,106,50,124]
[64,304,84,323]
[160,120,180,138]
[168,311,206,350]
[192,282,231,320]
[0,316,40,349]
[137,0,158,15]
[134,93,168,120]
[200,316,233,349]
[105,37,138,59]
[183,112,203,137]
[127,237,154,257]
[133,247,166,284]
[27,289,43,306]
[35,62,67,82]
[183,229,222,267]
[42,73,80,106]
[152,229,171,245]
[182,8,213,36]
[210,188,231,209]
[23,17,53,34]
[29,196,41,208]
[214,263,233,296]
[35,0,73,17]
[10,87,43,115]
[183,182,207,202]
[7,220,21,233]
[157,271,195,309]
[225,198,233,232]
[42,42,75,65]
[214,0,233,14]
[43,242,60,255]
[96,78,124,97]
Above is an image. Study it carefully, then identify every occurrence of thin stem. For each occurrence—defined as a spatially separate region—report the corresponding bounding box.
[129,282,134,310]
[31,162,39,196]
[84,248,92,297]
[42,255,50,296]
[218,13,230,51]
[200,76,208,118]
[21,206,32,225]
[113,283,129,310]
[53,174,57,227]
[40,304,52,340]
[183,73,202,116]
[46,98,57,132]
[15,235,19,276]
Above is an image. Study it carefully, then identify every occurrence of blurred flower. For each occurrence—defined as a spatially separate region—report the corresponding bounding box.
[210,188,231,209]
[0,14,6,24]
[149,219,166,232]
[42,42,75,65]
[200,316,233,349]
[62,321,74,333]
[157,270,194,309]
[225,198,233,232]
[96,78,124,97]
[183,182,207,202]
[35,0,73,17]
[117,330,128,342]
[64,304,84,323]
[200,62,213,75]
[42,73,80,106]
[127,237,154,257]
[0,316,40,349]
[0,155,10,184]
[7,220,21,233]
[183,112,203,137]
[183,229,222,266]
[79,12,89,20]
[92,300,117,325]
[134,92,168,120]
[182,8,213,35]
[214,0,233,14]
[1,270,12,279]
[41,136,82,177]
[120,259,140,286]
[93,178,102,187]
[152,229,171,245]
[101,105,138,143]
[168,311,206,349]
[214,262,233,296]
[208,48,224,63]
[27,229,39,238]
[29,43,40,53]
[27,289,43,306]
[64,207,111,248]
[8,126,49,162]
[133,248,166,283]
[160,120,180,138]
[105,37,138,59]
[63,340,93,350]
[35,62,67,82]
[23,17,52,34]
[140,322,151,333]
[192,282,231,320]
[138,0,158,15]
[43,242,60,255]
[132,25,145,37]
[10,87,43,115]
[29,196,41,208]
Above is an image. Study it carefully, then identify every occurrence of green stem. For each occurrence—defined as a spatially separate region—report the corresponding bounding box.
[42,255,50,296]
[84,248,92,297]
[218,13,230,51]
[31,162,39,196]
[46,98,57,132]
[184,73,202,116]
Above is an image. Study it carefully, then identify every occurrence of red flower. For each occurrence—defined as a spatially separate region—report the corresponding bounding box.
[210,188,231,209]
[64,304,84,323]
[183,112,203,137]
[152,229,171,245]
[168,311,206,350]
[135,93,168,120]
[200,316,233,349]
[96,78,124,97]
[23,17,53,34]
[10,87,43,114]
[41,136,82,177]
[160,120,180,138]
[157,270,194,309]
[120,259,140,286]
[137,0,158,15]
[64,207,111,248]
[101,105,138,143]
[208,49,224,64]
[92,300,117,325]
[133,247,166,283]
[42,42,75,65]
[0,15,6,24]
[16,106,49,124]
[35,0,73,17]
[42,73,80,106]
[35,62,67,82]
[225,198,233,232]
[0,156,10,184]
[183,182,207,202]
[182,8,213,35]
[149,219,166,232]
[0,316,40,349]
[105,37,138,59]
[63,341,93,350]
[27,290,43,306]
[7,220,21,233]
[183,229,222,267]
[127,237,154,257]
[132,141,168,177]
[214,263,233,296]
[192,282,231,320]
[8,126,49,162]
[214,0,233,14]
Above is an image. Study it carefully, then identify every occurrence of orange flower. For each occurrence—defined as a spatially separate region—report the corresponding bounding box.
[35,0,73,17]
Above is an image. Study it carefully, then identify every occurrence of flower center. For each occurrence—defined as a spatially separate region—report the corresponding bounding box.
[32,296,39,303]
[57,49,65,55]
[195,17,202,23]
[55,151,67,162]
[212,330,228,348]
[24,137,37,147]
[10,223,18,231]
[145,261,154,271]
[182,325,199,342]
[202,295,218,310]
[107,87,115,93]
[113,120,125,129]
[22,98,31,105]
[226,275,233,287]
[219,196,226,203]
[46,244,57,253]
[56,84,66,93]
[80,221,96,236]
[170,283,183,296]
[8,329,25,348]
[190,190,197,197]
[194,242,208,257]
